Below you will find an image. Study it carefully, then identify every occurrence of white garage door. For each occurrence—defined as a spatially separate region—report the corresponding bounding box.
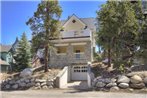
[71,65,87,81]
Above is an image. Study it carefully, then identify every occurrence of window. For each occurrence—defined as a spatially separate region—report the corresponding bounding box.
[73,45,85,53]
[73,66,87,72]
[72,19,76,23]
[56,46,67,55]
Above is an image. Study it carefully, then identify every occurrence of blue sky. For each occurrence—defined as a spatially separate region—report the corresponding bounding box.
[1,0,106,45]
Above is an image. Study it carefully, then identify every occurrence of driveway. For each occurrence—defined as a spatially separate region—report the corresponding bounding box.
[1,89,147,98]
[61,81,89,90]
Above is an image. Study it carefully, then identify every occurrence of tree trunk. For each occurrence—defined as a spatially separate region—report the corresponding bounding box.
[108,43,111,67]
[44,45,49,72]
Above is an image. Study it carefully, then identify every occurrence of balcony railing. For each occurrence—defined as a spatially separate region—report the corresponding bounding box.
[74,53,86,60]
[60,29,91,38]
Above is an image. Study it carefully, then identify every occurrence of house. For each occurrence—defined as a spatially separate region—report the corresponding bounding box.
[0,59,10,73]
[0,38,19,72]
[49,14,96,81]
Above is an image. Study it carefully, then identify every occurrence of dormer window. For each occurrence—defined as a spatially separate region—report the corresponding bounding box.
[84,26,88,29]
[72,19,76,23]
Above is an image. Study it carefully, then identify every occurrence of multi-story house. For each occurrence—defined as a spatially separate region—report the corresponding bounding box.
[49,14,96,80]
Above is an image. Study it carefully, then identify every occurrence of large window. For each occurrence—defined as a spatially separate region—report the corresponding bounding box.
[56,46,67,55]
[73,45,85,53]
[73,45,85,59]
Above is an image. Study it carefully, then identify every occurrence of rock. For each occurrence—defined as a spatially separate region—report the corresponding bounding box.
[20,68,33,78]
[26,82,34,87]
[143,77,147,84]
[111,78,117,82]
[42,85,48,89]
[130,75,143,84]
[5,84,11,89]
[9,80,15,85]
[41,82,47,86]
[16,80,21,84]
[48,85,53,89]
[35,79,46,83]
[12,84,18,89]
[118,83,129,89]
[30,78,35,82]
[127,72,147,77]
[96,82,106,88]
[130,83,145,89]
[24,79,30,83]
[106,82,117,88]
[46,81,53,86]
[141,88,147,92]
[110,86,119,91]
[35,83,40,87]
[33,86,41,90]
[128,88,134,92]
[117,76,130,83]
[19,82,26,87]
[96,78,111,84]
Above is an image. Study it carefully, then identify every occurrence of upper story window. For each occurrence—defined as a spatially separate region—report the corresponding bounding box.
[142,1,147,10]
[72,19,76,23]
[57,46,67,55]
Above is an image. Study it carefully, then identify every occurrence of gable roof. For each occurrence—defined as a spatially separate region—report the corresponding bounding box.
[0,44,12,52]
[62,14,87,27]
[61,15,96,31]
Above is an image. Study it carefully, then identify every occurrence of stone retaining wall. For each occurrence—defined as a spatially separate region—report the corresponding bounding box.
[1,77,56,90]
[92,73,147,91]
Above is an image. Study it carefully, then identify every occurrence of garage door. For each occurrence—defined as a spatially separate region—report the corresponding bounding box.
[71,65,87,81]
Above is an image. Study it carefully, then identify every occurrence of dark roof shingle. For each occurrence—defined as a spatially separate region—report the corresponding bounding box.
[0,44,12,52]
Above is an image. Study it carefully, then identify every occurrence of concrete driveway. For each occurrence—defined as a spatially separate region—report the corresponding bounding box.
[1,89,147,98]
[61,81,89,90]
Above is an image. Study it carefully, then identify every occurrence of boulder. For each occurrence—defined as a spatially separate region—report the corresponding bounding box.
[128,88,134,92]
[41,82,47,86]
[130,75,143,84]
[20,68,33,78]
[24,79,30,83]
[96,78,111,84]
[12,84,18,89]
[26,82,34,87]
[5,84,11,89]
[96,82,106,88]
[111,78,117,82]
[9,80,15,85]
[110,86,119,91]
[130,83,145,89]
[35,83,40,87]
[30,78,35,82]
[42,85,48,89]
[48,85,53,89]
[117,75,130,83]
[19,82,26,87]
[47,81,53,86]
[143,77,147,84]
[16,80,21,84]
[106,82,117,88]
[35,79,46,83]
[118,83,129,89]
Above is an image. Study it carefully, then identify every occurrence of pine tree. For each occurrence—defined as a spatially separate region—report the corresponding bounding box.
[14,33,31,71]
[96,1,139,67]
[26,0,62,72]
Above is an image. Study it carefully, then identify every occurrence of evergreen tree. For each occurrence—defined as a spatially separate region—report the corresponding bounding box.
[14,33,31,71]
[96,1,139,67]
[26,0,62,72]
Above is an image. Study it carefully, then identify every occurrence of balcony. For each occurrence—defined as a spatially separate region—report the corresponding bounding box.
[60,29,91,38]
[74,53,86,60]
